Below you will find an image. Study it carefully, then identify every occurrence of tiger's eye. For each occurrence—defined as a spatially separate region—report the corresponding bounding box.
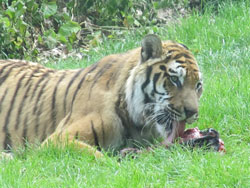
[170,76,178,83]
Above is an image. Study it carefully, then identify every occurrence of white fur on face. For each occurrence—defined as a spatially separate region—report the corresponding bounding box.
[168,60,187,85]
[125,58,202,142]
[125,67,146,126]
[125,63,172,140]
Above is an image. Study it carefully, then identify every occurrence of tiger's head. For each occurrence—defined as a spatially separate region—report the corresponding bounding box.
[125,34,203,143]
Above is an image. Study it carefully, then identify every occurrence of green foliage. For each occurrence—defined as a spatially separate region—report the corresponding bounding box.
[1,0,245,60]
[41,1,57,19]
[77,0,158,27]
[0,0,161,60]
[0,0,81,59]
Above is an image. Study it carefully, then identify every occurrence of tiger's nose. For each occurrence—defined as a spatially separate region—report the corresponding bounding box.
[184,107,197,118]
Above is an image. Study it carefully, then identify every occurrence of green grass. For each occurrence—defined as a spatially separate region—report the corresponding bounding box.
[1,1,250,187]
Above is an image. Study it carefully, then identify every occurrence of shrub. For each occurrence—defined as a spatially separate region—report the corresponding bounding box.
[0,0,227,60]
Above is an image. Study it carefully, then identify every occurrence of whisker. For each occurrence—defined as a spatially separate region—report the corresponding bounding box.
[165,106,181,117]
[141,102,182,136]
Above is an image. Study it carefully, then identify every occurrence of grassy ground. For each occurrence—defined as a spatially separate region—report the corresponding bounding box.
[1,1,249,187]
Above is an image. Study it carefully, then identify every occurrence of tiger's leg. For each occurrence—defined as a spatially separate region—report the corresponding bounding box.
[42,114,108,158]
[42,133,103,158]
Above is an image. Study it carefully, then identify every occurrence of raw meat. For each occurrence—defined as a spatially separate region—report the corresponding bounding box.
[180,127,226,152]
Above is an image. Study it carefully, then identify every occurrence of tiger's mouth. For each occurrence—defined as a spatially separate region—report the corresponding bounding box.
[162,120,186,146]
[173,120,186,138]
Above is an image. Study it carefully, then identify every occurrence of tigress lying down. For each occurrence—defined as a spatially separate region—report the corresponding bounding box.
[0,34,218,158]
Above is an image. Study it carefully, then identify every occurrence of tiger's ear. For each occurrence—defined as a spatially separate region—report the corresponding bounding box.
[141,34,162,63]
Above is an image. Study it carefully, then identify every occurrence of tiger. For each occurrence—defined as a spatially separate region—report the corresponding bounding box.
[0,34,203,158]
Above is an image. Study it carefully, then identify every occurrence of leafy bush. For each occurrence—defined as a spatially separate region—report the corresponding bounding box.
[0,0,228,60]
[0,0,81,59]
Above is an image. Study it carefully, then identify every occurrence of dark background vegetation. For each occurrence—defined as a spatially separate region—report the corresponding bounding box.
[0,0,231,60]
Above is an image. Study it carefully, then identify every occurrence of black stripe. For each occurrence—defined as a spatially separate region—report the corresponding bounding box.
[33,78,50,115]
[193,69,199,72]
[3,73,27,149]
[70,64,98,110]
[22,116,28,147]
[63,69,85,115]
[173,53,192,60]
[3,132,12,151]
[115,94,131,139]
[100,117,105,146]
[163,80,167,88]
[91,120,101,151]
[24,68,39,87]
[178,43,189,49]
[74,131,79,140]
[187,59,196,65]
[159,65,166,71]
[51,73,66,132]
[150,90,155,97]
[88,63,112,99]
[0,63,13,75]
[176,80,182,89]
[63,112,72,127]
[35,98,44,136]
[164,72,170,78]
[15,82,32,130]
[31,72,49,99]
[70,75,87,108]
[14,67,27,76]
[144,93,153,104]
[176,60,185,64]
[177,65,186,68]
[0,64,19,87]
[153,73,164,95]
[41,126,47,143]
[141,66,152,92]
[167,45,183,49]
[10,72,27,104]
[164,55,172,63]
[63,63,102,127]
[106,72,114,90]
[106,60,124,90]
[169,68,177,73]
[0,88,8,113]
[168,49,178,53]
[168,104,181,114]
